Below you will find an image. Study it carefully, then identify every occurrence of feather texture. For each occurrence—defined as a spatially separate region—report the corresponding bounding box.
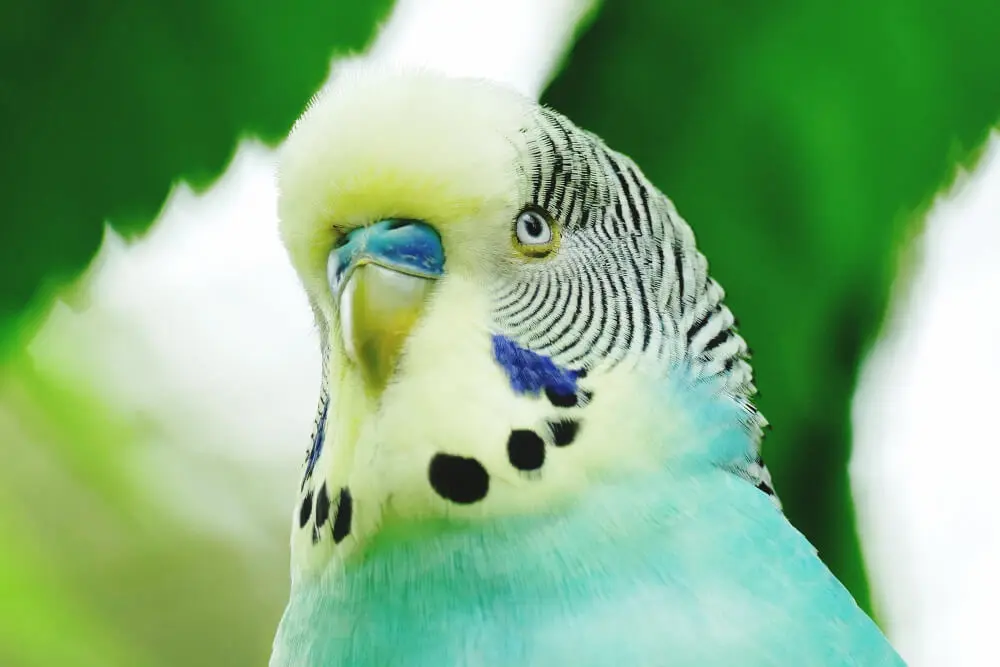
[272,67,905,666]
[271,375,903,666]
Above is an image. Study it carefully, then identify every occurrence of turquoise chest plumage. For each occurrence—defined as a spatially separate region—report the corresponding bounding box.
[270,393,904,667]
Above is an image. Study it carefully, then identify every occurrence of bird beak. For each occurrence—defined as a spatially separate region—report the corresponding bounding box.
[327,219,445,395]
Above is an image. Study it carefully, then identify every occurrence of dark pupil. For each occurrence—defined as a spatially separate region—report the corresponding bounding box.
[524,214,543,238]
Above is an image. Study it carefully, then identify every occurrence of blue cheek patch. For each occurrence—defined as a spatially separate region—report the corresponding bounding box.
[491,334,582,397]
[302,394,329,489]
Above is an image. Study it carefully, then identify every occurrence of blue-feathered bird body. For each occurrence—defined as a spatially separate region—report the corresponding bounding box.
[271,377,903,667]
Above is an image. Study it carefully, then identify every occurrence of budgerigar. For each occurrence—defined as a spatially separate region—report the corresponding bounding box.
[269,68,907,667]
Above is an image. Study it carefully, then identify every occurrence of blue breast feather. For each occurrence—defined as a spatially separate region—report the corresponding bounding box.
[271,375,905,667]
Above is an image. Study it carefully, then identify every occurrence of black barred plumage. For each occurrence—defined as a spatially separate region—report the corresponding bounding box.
[301,334,332,492]
[492,105,776,501]
[497,109,734,376]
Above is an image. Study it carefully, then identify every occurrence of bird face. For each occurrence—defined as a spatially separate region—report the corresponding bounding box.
[277,68,768,574]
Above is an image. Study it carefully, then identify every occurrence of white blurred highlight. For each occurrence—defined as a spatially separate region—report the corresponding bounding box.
[369,0,597,99]
[852,132,1000,667]
[28,143,318,543]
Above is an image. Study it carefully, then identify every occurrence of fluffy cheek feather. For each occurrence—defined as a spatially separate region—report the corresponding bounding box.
[331,275,570,544]
[291,271,696,572]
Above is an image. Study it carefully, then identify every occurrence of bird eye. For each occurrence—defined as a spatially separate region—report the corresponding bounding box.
[515,210,551,245]
[512,208,559,257]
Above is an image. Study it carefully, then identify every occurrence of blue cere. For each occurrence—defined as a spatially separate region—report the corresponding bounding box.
[327,219,445,290]
[491,334,582,397]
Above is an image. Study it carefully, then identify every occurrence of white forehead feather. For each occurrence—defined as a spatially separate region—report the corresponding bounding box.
[278,66,537,304]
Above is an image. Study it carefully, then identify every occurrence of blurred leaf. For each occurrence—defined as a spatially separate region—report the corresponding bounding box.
[0,349,294,666]
[0,2,391,664]
[0,0,392,353]
[546,0,1000,618]
[0,511,151,667]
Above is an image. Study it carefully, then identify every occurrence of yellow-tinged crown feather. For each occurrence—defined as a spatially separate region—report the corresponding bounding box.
[278,66,537,313]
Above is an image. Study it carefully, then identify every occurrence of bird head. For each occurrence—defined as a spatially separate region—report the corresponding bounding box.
[278,67,772,575]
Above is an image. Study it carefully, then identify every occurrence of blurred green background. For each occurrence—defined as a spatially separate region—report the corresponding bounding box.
[1,1,999,665]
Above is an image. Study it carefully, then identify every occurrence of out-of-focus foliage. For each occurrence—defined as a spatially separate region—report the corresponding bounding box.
[0,2,389,666]
[0,0,392,354]
[546,0,1000,616]
[1,354,290,667]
